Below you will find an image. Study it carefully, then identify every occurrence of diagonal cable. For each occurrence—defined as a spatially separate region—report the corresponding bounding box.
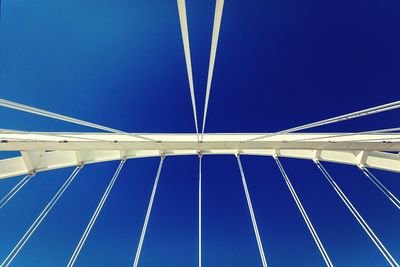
[0,174,35,209]
[67,160,125,267]
[133,156,165,267]
[236,155,268,267]
[0,98,155,142]
[285,127,400,142]
[315,161,399,267]
[0,98,125,133]
[359,166,400,210]
[0,165,83,267]
[201,0,225,141]
[245,100,400,142]
[177,0,200,140]
[274,156,333,267]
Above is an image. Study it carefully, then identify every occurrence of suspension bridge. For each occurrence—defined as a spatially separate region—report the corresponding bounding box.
[0,0,399,266]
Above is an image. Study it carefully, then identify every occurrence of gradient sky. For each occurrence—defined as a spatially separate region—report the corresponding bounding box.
[0,0,400,266]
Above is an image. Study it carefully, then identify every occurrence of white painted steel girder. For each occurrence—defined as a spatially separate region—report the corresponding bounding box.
[0,133,399,179]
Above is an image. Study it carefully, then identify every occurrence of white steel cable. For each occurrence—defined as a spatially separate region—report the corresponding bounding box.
[0,165,83,267]
[0,174,35,209]
[0,98,155,142]
[0,128,160,143]
[0,98,124,133]
[359,166,400,210]
[0,128,27,133]
[177,0,200,140]
[315,161,399,267]
[274,157,333,267]
[340,136,400,143]
[246,100,400,142]
[286,127,400,142]
[198,154,202,267]
[133,156,165,267]
[67,160,125,267]
[236,155,268,267]
[201,0,225,141]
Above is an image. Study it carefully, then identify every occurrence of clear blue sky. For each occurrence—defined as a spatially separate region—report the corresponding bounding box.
[0,0,399,266]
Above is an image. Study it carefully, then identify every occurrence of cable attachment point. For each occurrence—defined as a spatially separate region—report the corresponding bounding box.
[77,161,85,167]
[357,164,365,170]
[160,152,166,159]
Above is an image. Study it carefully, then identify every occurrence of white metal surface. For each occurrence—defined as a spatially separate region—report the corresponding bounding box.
[1,132,400,151]
[0,132,399,179]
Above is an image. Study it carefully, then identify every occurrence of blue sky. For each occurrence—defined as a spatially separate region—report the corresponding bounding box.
[0,0,400,266]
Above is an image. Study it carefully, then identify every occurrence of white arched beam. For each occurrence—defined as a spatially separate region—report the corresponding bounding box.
[0,133,399,179]
[0,133,400,151]
[0,148,399,180]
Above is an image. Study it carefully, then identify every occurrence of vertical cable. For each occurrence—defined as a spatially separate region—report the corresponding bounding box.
[274,156,333,267]
[236,155,268,267]
[198,154,202,267]
[359,166,400,210]
[0,174,35,209]
[133,156,165,267]
[67,160,126,267]
[315,161,399,267]
[1,165,83,267]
